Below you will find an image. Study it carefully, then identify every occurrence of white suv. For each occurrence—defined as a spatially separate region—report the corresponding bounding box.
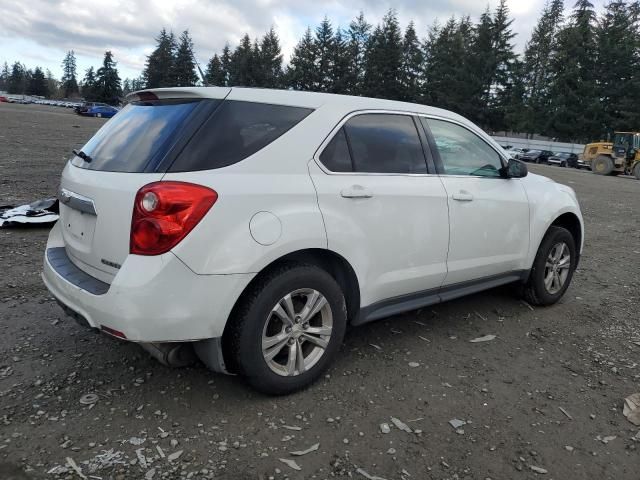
[43,87,584,394]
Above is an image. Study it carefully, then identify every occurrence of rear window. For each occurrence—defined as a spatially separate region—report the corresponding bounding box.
[169,101,313,172]
[74,99,202,172]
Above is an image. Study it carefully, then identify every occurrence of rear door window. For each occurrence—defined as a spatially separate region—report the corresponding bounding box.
[75,99,203,172]
[319,128,353,172]
[343,114,427,174]
[170,101,313,172]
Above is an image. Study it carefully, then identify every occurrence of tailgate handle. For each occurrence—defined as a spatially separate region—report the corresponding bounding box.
[59,188,97,215]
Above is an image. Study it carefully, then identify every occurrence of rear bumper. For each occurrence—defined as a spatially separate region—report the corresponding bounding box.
[42,222,254,342]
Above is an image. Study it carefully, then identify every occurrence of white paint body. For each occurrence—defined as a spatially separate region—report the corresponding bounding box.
[43,87,584,342]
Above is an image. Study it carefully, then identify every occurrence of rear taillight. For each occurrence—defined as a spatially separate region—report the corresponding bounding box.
[130,181,218,255]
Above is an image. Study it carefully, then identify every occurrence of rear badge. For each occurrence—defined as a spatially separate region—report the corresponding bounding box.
[101,259,121,269]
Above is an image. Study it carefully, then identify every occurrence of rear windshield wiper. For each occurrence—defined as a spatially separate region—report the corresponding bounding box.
[72,149,93,163]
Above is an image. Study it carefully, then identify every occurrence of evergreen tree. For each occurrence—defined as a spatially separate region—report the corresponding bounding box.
[174,30,198,87]
[547,0,599,141]
[399,21,424,102]
[45,69,58,98]
[8,62,28,94]
[205,54,226,86]
[230,34,257,86]
[362,9,404,100]
[519,0,565,135]
[595,0,640,133]
[286,28,318,91]
[122,78,132,96]
[467,8,495,124]
[61,50,79,97]
[346,12,372,95]
[28,66,48,97]
[0,62,9,91]
[131,76,145,91]
[314,17,336,92]
[331,28,352,94]
[259,28,283,88]
[144,28,177,88]
[82,66,97,100]
[95,50,122,105]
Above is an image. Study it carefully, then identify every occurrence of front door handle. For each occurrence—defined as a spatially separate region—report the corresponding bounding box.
[452,191,474,202]
[341,185,373,199]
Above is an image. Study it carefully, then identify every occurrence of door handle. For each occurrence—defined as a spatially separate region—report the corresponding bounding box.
[341,185,373,199]
[452,191,474,202]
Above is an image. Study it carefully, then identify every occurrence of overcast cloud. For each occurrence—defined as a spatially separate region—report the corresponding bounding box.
[0,0,607,80]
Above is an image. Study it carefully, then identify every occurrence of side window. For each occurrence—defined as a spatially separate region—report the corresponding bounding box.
[319,128,352,172]
[424,118,504,177]
[344,114,427,174]
[170,101,313,172]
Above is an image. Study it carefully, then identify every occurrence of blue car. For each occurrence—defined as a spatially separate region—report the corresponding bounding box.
[82,105,119,118]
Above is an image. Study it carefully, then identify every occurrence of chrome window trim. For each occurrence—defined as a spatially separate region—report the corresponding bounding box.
[313,109,439,177]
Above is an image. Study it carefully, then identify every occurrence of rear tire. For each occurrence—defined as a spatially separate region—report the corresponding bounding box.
[226,263,347,395]
[633,163,640,180]
[592,155,613,175]
[523,226,577,306]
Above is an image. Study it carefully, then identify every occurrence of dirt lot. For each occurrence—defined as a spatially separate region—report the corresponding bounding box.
[0,103,639,480]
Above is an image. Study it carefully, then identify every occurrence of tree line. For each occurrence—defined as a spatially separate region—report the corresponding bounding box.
[2,0,639,142]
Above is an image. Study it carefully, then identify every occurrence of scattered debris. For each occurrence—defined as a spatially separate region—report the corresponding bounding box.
[128,436,145,446]
[418,335,430,342]
[474,311,487,321]
[380,423,391,434]
[600,435,616,444]
[356,467,388,480]
[449,419,466,429]
[65,457,87,479]
[156,446,165,458]
[408,362,420,368]
[136,448,148,468]
[391,416,412,433]
[522,301,535,311]
[279,458,302,471]
[0,198,59,227]
[623,393,640,426]
[565,445,574,452]
[370,344,382,350]
[145,468,156,480]
[470,334,496,343]
[530,465,548,474]
[290,443,320,456]
[282,425,302,431]
[167,449,183,462]
[559,407,573,420]
[79,393,99,405]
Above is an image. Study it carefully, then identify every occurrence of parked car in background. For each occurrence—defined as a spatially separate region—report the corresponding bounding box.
[75,102,111,115]
[79,105,119,118]
[548,152,579,168]
[521,149,554,164]
[43,87,583,394]
[0,96,8,102]
[503,147,527,159]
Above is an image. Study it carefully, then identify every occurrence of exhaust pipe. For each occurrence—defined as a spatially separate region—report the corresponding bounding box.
[140,342,196,367]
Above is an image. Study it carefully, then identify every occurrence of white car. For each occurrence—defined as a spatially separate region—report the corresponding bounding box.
[43,87,584,394]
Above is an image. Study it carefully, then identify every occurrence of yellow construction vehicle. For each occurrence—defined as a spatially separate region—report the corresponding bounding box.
[583,132,640,179]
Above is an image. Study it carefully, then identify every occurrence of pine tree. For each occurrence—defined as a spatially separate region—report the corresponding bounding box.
[122,78,132,96]
[206,54,226,86]
[8,62,28,94]
[28,66,48,97]
[346,12,372,95]
[314,17,336,92]
[95,50,122,105]
[519,0,565,135]
[144,28,177,88]
[399,21,424,103]
[174,30,199,87]
[331,28,352,94]
[229,34,256,86]
[363,9,404,100]
[468,8,495,124]
[259,28,283,88]
[0,62,9,92]
[595,0,640,133]
[82,67,97,101]
[286,28,318,91]
[547,0,599,141]
[45,69,58,98]
[61,50,79,97]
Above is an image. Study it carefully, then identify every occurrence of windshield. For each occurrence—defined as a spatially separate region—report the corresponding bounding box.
[73,99,203,172]
[613,133,633,149]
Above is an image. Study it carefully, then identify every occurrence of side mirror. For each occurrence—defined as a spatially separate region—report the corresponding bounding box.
[501,158,528,178]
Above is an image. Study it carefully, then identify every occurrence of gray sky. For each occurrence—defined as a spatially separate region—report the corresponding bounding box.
[0,0,607,81]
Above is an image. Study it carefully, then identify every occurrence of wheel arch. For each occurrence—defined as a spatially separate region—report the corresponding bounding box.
[220,248,361,370]
[549,212,582,266]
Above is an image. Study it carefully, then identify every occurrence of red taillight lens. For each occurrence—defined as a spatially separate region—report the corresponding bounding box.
[130,181,218,255]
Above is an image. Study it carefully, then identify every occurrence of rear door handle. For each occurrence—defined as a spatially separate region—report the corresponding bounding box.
[341,185,373,199]
[452,191,474,202]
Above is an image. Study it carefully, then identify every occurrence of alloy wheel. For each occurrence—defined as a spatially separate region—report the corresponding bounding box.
[544,242,571,294]
[261,289,333,377]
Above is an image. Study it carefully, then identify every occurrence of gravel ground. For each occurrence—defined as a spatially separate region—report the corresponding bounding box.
[1,103,639,480]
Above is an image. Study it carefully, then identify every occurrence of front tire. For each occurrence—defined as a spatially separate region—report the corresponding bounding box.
[633,163,640,180]
[226,263,347,395]
[592,155,613,175]
[523,226,577,306]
